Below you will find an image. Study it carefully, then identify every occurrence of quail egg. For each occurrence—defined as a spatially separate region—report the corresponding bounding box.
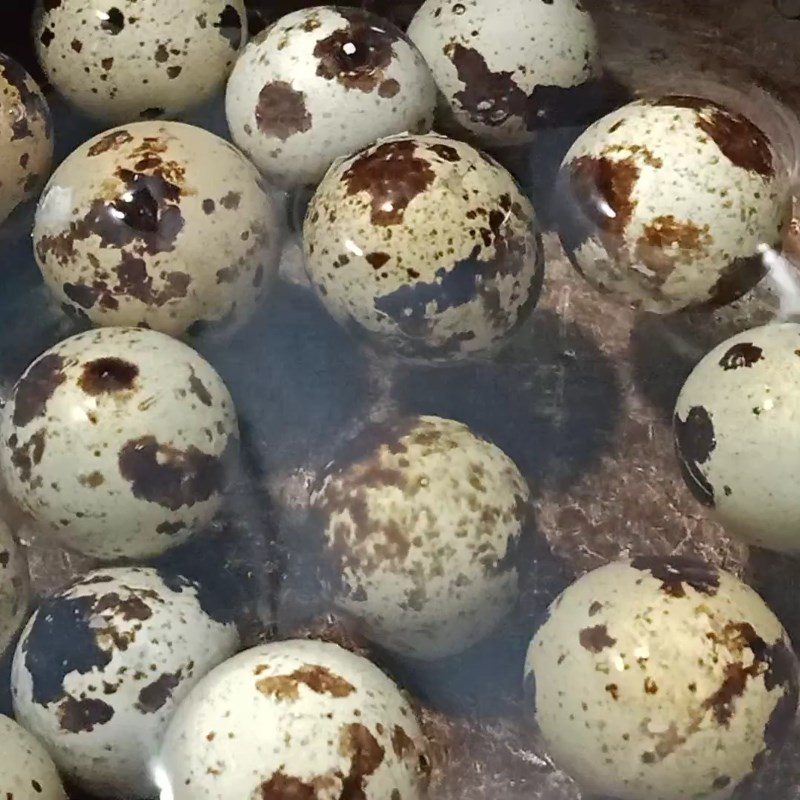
[159,638,430,800]
[12,566,239,798]
[674,322,800,553]
[33,120,281,336]
[0,714,66,800]
[303,132,544,362]
[312,415,530,660]
[0,53,52,224]
[0,327,238,561]
[0,518,30,655]
[34,0,247,124]
[555,95,791,312]
[525,557,799,800]
[226,6,436,189]
[408,0,601,147]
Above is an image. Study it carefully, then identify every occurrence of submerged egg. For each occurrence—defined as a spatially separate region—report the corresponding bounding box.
[0,714,66,800]
[0,519,30,655]
[303,132,544,362]
[526,557,799,800]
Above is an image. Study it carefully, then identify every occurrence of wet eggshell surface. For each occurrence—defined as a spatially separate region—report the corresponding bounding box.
[525,557,799,800]
[226,6,436,189]
[159,639,429,800]
[674,322,800,553]
[312,415,529,660]
[0,53,53,224]
[0,714,66,800]
[0,327,238,560]
[33,120,281,336]
[0,519,30,655]
[34,0,246,124]
[408,0,600,147]
[556,96,791,313]
[11,566,239,798]
[304,132,544,362]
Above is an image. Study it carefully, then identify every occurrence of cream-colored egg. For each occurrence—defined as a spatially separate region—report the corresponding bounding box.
[0,714,66,800]
[33,121,281,336]
[12,567,239,798]
[34,0,246,124]
[159,639,430,800]
[0,327,238,560]
[0,519,30,655]
[408,0,600,147]
[674,322,800,553]
[526,557,798,800]
[226,6,436,189]
[0,53,52,223]
[312,415,529,660]
[556,96,791,312]
[304,132,544,362]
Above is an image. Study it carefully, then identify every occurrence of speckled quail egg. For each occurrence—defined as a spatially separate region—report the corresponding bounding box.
[12,566,239,798]
[0,518,30,655]
[303,132,544,362]
[34,120,281,336]
[525,556,799,800]
[0,53,52,224]
[0,714,66,800]
[34,0,246,124]
[0,327,238,561]
[312,415,530,660]
[673,322,800,553]
[226,6,436,189]
[408,0,600,147]
[555,95,791,313]
[159,638,430,800]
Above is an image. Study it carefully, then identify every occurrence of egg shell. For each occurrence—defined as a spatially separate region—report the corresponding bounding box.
[34,0,246,124]
[303,132,544,362]
[0,327,238,561]
[0,53,53,224]
[159,639,429,800]
[674,322,800,553]
[226,6,436,189]
[408,0,600,147]
[555,96,791,313]
[11,566,239,798]
[0,519,30,655]
[0,714,66,800]
[33,120,281,336]
[312,415,529,660]
[525,557,799,800]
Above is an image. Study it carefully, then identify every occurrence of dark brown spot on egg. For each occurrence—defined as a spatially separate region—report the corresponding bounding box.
[135,670,182,713]
[255,81,313,141]
[58,695,114,733]
[202,199,215,214]
[579,625,616,653]
[391,725,415,760]
[39,28,55,47]
[101,57,114,70]
[88,129,133,156]
[156,520,186,535]
[215,4,244,49]
[379,78,400,98]
[9,430,46,483]
[630,556,719,598]
[79,357,139,395]
[71,39,82,52]
[187,367,213,406]
[366,252,391,270]
[605,683,619,700]
[216,266,240,284]
[13,354,65,427]
[259,772,317,799]
[588,601,603,616]
[256,664,356,700]
[674,406,716,507]
[78,471,105,488]
[429,143,460,162]
[155,44,169,63]
[0,551,8,569]
[167,66,182,79]
[634,215,712,283]
[220,191,241,210]
[100,7,125,35]
[339,722,385,798]
[719,342,764,371]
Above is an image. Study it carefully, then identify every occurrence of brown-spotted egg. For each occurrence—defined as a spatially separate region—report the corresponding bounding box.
[303,132,544,362]
[0,327,238,561]
[34,0,246,124]
[159,639,430,800]
[0,714,66,800]
[312,415,530,660]
[0,519,30,655]
[226,6,436,189]
[555,95,791,312]
[11,566,240,798]
[33,121,281,336]
[675,323,800,554]
[525,557,799,800]
[0,53,52,224]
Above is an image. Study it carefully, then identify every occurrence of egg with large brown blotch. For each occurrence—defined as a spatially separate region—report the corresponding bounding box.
[674,322,800,553]
[226,6,436,189]
[12,567,239,798]
[555,96,791,313]
[312,415,530,660]
[0,714,66,800]
[34,0,246,124]
[34,121,281,337]
[303,132,544,362]
[159,639,430,800]
[0,53,52,224]
[0,519,30,655]
[526,557,799,800]
[0,327,238,561]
